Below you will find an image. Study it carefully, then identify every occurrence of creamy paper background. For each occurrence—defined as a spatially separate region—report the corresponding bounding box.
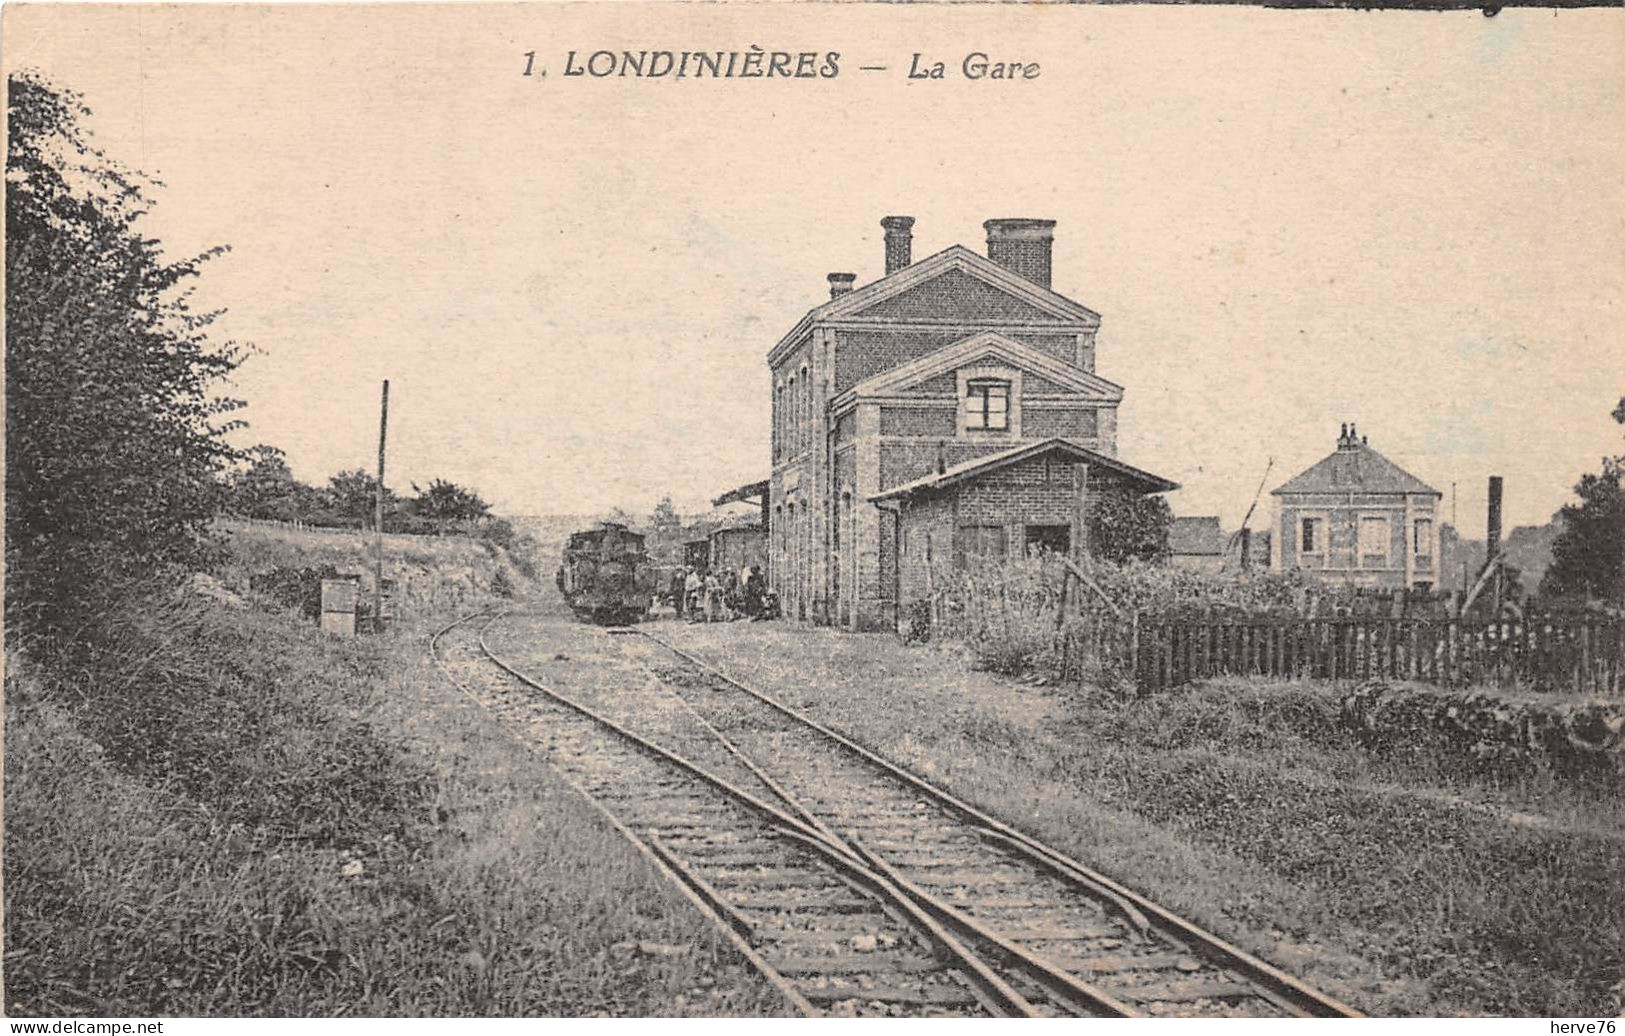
[4,3,1622,533]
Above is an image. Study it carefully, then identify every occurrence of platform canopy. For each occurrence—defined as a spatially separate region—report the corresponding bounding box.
[712,479,769,508]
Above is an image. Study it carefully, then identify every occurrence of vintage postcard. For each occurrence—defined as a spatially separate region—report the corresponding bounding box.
[4,1,1622,1024]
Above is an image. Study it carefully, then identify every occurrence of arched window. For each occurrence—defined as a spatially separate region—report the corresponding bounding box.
[787,375,797,457]
[799,365,810,453]
[780,381,793,461]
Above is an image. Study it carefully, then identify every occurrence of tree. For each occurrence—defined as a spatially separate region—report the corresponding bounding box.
[6,72,246,635]
[408,478,490,524]
[324,469,395,528]
[226,445,304,519]
[1089,490,1173,564]
[1540,397,1625,605]
[650,496,681,530]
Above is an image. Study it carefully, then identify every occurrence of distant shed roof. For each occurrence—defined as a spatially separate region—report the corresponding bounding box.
[1169,516,1224,556]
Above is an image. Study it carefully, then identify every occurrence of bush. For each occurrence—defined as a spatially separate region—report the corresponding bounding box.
[1342,680,1625,781]
[26,590,430,852]
[925,555,1328,688]
[6,72,245,641]
[491,568,516,599]
[250,564,344,618]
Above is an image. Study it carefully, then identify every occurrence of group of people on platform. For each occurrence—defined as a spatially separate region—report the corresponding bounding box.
[669,564,778,623]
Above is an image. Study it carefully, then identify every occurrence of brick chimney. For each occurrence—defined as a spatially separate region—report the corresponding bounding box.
[827,272,856,299]
[984,218,1056,289]
[881,216,914,275]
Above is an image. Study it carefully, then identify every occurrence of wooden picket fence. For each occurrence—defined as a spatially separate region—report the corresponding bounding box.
[1133,613,1625,696]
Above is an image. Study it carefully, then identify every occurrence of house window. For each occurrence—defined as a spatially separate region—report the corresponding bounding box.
[1359,516,1390,567]
[1414,518,1433,558]
[1025,525,1071,557]
[1300,516,1325,556]
[954,525,1007,568]
[964,380,1010,432]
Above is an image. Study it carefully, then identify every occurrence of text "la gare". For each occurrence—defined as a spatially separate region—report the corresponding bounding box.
[908,52,1041,81]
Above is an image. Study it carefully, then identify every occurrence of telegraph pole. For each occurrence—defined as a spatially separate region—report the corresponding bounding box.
[375,379,389,633]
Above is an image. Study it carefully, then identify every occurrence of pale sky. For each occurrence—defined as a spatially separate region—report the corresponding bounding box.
[6,4,1622,533]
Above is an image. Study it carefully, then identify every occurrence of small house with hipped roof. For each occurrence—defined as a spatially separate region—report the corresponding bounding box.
[1270,423,1441,589]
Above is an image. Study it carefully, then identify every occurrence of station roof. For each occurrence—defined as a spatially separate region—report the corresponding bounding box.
[869,438,1179,503]
[712,479,769,509]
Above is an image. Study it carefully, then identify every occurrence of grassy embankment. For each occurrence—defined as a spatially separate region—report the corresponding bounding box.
[4,524,785,1017]
[654,618,1625,1017]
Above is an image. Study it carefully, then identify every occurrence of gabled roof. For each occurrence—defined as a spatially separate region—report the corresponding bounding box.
[869,438,1179,502]
[835,330,1123,409]
[769,245,1100,366]
[1169,516,1224,556]
[1271,443,1440,497]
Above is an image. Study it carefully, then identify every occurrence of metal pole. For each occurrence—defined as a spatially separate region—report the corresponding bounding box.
[375,379,389,632]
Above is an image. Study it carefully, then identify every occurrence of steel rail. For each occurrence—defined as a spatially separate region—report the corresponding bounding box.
[463,613,1048,1018]
[427,611,816,1017]
[636,628,1364,1019]
[597,629,1139,1017]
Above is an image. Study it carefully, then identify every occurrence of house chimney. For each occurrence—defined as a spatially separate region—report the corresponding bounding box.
[827,272,856,299]
[1487,475,1503,560]
[984,218,1056,289]
[881,215,914,275]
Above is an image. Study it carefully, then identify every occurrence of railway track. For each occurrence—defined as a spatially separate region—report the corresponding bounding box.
[438,610,1362,1018]
[434,612,1089,1017]
[611,626,1363,1019]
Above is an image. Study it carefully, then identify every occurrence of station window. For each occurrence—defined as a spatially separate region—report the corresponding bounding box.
[1024,525,1071,557]
[1414,518,1433,558]
[965,380,1010,432]
[1300,516,1325,556]
[1359,516,1390,567]
[954,524,1007,568]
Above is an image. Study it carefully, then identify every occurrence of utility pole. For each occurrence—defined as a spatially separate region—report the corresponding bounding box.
[375,379,389,633]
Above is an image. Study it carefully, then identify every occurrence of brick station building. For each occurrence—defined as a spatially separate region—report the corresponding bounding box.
[767,215,1178,631]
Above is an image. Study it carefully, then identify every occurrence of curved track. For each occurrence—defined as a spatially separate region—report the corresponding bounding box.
[619,626,1362,1019]
[434,612,1085,1017]
[436,610,1361,1018]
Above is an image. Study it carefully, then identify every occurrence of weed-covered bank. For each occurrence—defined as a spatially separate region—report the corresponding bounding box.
[4,593,783,1016]
[655,618,1625,1016]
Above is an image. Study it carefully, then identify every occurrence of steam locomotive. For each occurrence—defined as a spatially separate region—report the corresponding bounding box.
[555,522,658,624]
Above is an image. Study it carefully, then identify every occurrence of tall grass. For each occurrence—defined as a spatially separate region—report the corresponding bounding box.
[924,556,1408,694]
[5,587,782,1016]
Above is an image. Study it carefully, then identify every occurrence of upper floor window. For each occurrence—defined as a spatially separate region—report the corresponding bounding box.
[965,380,1010,432]
[1300,516,1325,555]
[1359,515,1390,567]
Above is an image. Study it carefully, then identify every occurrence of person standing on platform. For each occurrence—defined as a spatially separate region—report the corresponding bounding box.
[670,567,687,619]
[704,569,722,623]
[685,567,704,622]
